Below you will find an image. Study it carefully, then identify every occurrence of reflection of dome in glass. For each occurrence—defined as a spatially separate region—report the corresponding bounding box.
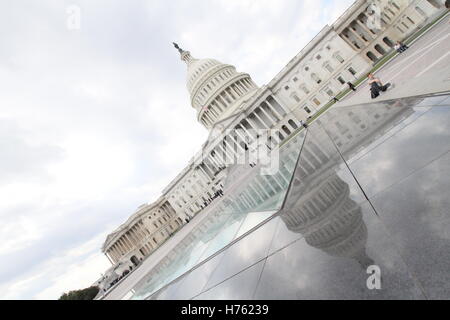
[280,171,374,269]
[173,43,258,130]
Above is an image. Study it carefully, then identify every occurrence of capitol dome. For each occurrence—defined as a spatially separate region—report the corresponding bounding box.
[173,43,258,130]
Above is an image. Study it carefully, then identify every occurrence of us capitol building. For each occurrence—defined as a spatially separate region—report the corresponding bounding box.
[100,0,446,278]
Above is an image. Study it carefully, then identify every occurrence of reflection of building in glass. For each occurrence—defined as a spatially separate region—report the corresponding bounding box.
[130,98,428,298]
[280,168,375,269]
[279,99,421,268]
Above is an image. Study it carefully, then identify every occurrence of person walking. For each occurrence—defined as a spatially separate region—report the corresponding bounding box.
[368,73,393,99]
[347,81,357,91]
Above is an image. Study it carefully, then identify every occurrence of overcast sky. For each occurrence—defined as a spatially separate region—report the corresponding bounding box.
[0,0,354,299]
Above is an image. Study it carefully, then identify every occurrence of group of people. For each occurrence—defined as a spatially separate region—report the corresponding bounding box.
[201,189,224,209]
[394,41,409,54]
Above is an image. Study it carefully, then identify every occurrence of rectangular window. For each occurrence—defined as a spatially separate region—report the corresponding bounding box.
[313,98,321,106]
[337,76,345,84]
[325,64,334,73]
[304,106,312,114]
[348,67,357,75]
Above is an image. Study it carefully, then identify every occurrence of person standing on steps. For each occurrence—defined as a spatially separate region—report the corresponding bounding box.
[368,73,393,99]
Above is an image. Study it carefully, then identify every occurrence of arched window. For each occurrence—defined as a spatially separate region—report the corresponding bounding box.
[375,44,386,55]
[288,119,298,129]
[282,125,291,135]
[367,51,378,62]
[383,37,394,47]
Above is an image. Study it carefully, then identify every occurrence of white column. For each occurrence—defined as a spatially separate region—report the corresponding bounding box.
[236,124,254,142]
[216,96,228,110]
[265,98,285,119]
[124,235,133,249]
[230,84,241,98]
[341,32,359,50]
[198,165,212,181]
[212,100,223,113]
[217,143,233,163]
[122,238,130,252]
[258,106,278,125]
[205,111,216,123]
[208,151,222,168]
[112,247,119,261]
[223,136,239,157]
[236,80,247,93]
[210,104,220,118]
[351,23,368,43]
[246,115,261,131]
[232,83,243,95]
[228,133,246,152]
[225,89,235,103]
[108,248,116,262]
[356,19,374,38]
[219,93,229,108]
[253,110,270,128]
[117,240,125,255]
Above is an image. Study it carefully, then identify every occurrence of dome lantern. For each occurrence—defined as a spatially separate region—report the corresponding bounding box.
[173,43,259,130]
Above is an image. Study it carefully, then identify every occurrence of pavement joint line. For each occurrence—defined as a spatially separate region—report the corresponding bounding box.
[384,34,450,82]
[415,51,450,79]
